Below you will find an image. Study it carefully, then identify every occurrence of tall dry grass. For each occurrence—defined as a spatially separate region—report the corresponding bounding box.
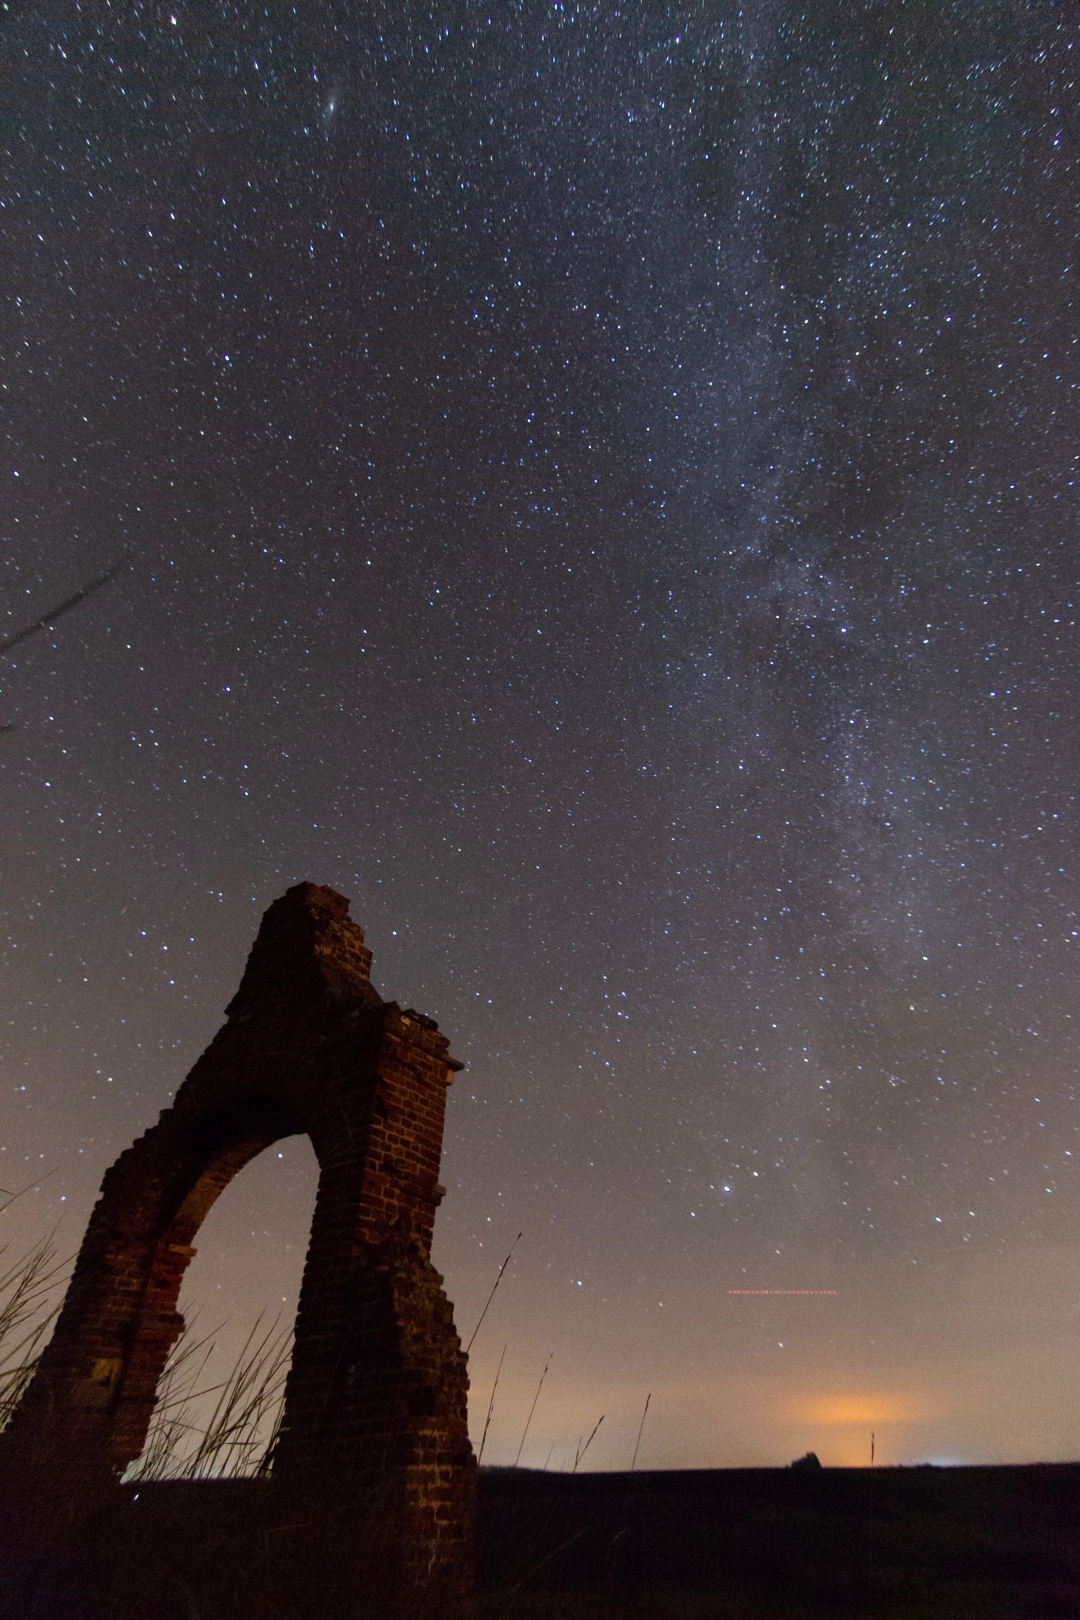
[0,1228,68,1430]
[0,1201,291,1479]
[124,1311,292,1481]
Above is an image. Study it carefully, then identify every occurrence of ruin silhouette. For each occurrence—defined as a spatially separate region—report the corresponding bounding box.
[0,883,475,1613]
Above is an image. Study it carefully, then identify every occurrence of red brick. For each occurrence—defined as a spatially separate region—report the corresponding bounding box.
[0,884,475,1599]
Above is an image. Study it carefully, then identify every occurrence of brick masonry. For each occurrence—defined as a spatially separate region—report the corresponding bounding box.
[0,883,476,1604]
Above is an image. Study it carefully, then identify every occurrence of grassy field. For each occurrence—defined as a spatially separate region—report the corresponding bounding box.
[4,1460,1075,1619]
[2,1237,1076,1616]
[475,1461,1080,1619]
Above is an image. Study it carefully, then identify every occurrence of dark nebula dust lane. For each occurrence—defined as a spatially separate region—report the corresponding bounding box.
[3,3,1076,1468]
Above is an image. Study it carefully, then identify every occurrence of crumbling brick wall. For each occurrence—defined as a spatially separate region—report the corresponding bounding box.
[0,883,475,1603]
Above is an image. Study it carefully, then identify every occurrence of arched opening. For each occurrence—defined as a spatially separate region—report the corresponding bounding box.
[125,1132,321,1480]
[0,884,475,1603]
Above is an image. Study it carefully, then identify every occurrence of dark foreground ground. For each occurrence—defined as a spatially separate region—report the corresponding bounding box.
[475,1462,1080,1617]
[2,1462,1077,1618]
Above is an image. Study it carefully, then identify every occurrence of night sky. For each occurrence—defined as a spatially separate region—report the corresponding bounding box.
[4,3,1077,1472]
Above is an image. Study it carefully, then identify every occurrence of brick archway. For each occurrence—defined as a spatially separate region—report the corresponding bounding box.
[0,884,475,1599]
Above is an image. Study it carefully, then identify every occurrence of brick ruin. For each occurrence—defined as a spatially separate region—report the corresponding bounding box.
[0,883,475,1612]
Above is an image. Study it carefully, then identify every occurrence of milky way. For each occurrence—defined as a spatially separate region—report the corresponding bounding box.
[4,4,1076,1469]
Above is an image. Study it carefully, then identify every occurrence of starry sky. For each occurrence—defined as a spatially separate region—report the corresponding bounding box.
[4,2,1077,1471]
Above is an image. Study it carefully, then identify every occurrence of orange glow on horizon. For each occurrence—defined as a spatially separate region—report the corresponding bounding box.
[791,1393,930,1425]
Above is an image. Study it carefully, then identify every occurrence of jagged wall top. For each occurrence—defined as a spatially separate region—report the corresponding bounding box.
[224,882,377,1017]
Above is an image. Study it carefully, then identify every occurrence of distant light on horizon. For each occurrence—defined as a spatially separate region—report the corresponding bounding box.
[792,1394,932,1426]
